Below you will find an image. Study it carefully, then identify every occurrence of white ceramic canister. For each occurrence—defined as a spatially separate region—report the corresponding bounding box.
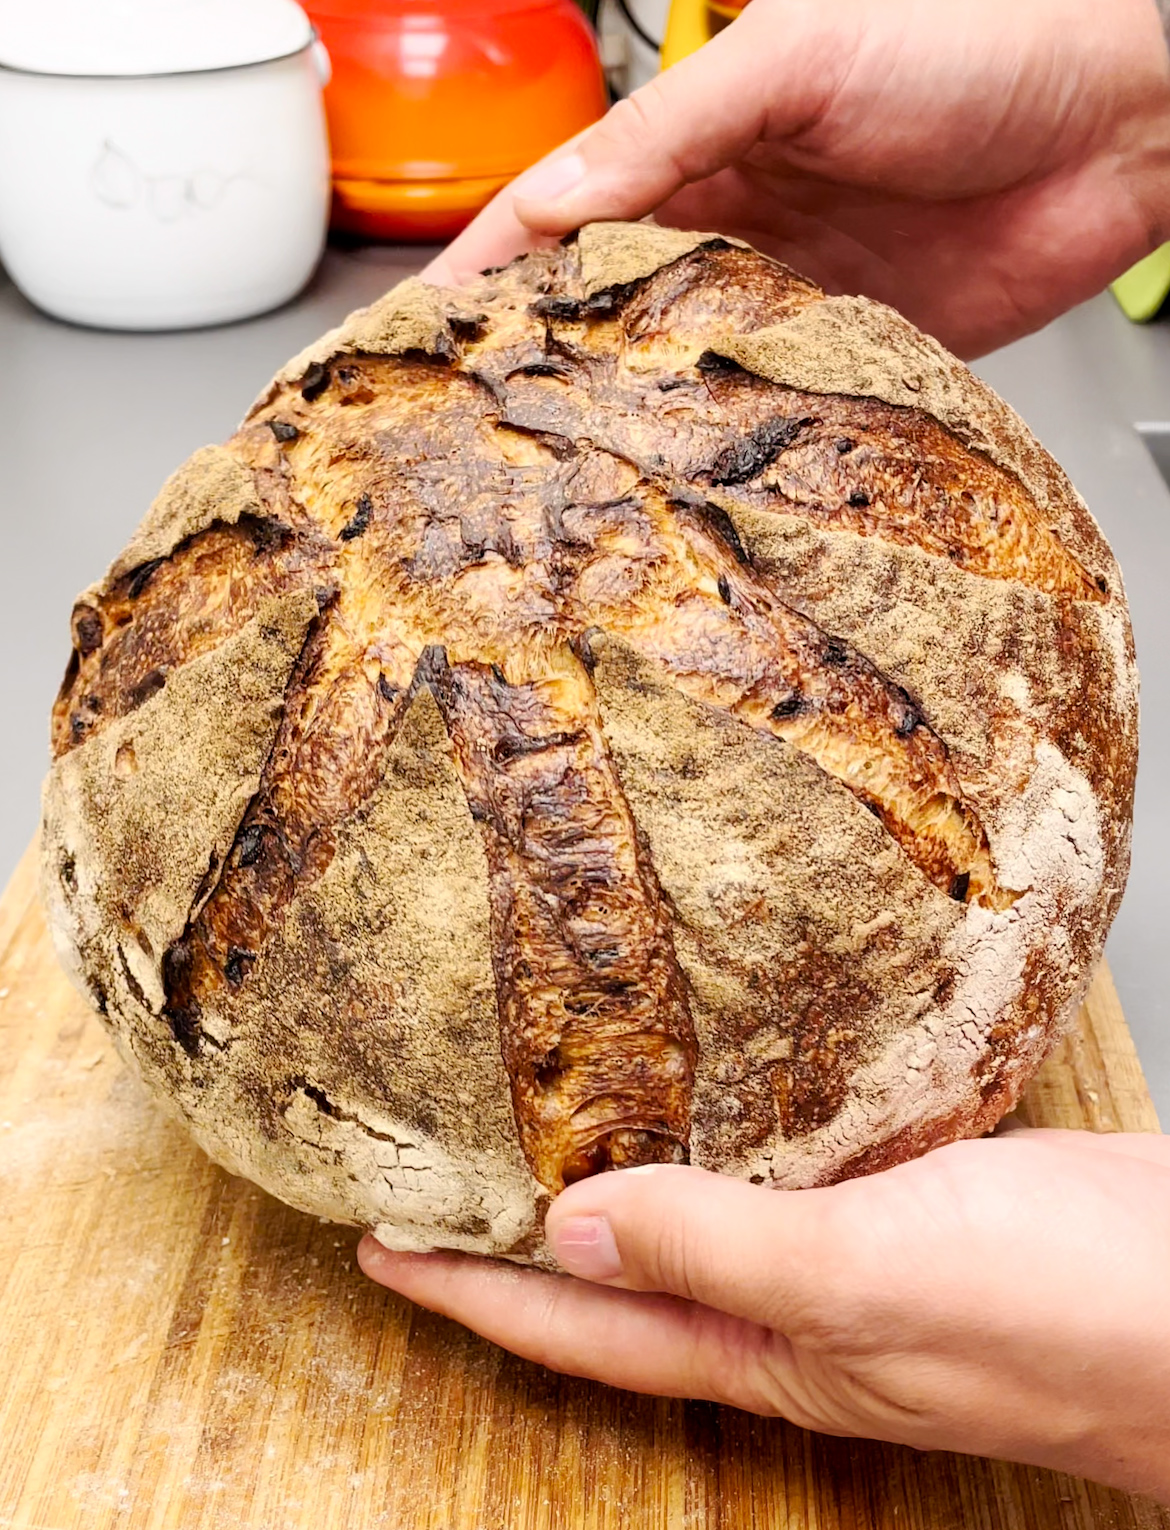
[0,0,331,330]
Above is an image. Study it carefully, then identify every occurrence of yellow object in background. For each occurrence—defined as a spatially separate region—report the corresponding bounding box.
[1111,245,1170,323]
[662,0,747,67]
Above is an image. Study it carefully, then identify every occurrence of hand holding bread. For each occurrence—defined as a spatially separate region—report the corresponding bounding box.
[362,1127,1170,1501]
[429,0,1170,358]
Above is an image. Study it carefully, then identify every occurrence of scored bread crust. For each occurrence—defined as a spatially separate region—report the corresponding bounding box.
[41,224,1136,1263]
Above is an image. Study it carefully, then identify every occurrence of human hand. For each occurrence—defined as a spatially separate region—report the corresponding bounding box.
[359,1128,1170,1502]
[423,0,1170,357]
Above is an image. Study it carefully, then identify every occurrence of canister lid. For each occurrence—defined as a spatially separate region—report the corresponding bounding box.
[0,0,313,78]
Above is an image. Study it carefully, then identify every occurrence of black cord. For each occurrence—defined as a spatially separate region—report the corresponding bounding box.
[577,0,601,24]
[614,0,662,53]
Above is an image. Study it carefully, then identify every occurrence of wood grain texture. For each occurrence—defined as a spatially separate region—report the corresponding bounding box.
[0,838,1164,1530]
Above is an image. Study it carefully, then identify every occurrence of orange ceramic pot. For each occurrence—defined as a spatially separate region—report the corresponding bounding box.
[304,0,607,241]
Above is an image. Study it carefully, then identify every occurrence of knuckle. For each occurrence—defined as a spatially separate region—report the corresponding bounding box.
[646,1211,698,1300]
[688,1306,796,1417]
[695,1306,762,1405]
[595,83,687,176]
[603,87,665,146]
[627,1177,706,1298]
[523,1282,581,1374]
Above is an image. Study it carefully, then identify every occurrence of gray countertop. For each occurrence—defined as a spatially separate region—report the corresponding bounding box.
[1,249,1167,1120]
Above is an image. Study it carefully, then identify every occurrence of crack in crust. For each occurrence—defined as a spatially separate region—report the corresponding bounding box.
[50,233,1113,1194]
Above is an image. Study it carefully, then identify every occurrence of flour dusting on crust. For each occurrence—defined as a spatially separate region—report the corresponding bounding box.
[40,224,1137,1263]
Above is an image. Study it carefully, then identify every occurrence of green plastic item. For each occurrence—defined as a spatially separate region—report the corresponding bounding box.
[1111,243,1170,322]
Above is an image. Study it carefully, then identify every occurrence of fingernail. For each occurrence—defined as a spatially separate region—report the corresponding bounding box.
[357,1233,394,1268]
[418,255,479,290]
[552,1214,623,1280]
[514,153,587,205]
[418,256,456,288]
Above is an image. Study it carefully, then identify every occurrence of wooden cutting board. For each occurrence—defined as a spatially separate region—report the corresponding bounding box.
[1,838,1166,1530]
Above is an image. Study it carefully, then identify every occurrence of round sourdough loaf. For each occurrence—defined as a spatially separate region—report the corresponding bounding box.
[41,224,1137,1265]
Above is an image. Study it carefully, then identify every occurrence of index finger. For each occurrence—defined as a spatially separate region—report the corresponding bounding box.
[356,1236,786,1410]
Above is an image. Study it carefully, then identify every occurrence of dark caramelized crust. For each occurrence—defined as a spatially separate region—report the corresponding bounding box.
[45,228,1133,1218]
[160,601,413,1055]
[564,484,1015,909]
[427,646,695,1193]
[54,518,333,755]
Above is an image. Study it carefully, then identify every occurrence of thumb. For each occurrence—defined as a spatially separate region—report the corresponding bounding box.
[545,1163,853,1336]
[513,1,850,237]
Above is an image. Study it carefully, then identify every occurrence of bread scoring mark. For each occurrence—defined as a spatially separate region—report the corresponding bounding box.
[564,484,1018,910]
[583,244,821,367]
[234,332,1014,1188]
[51,515,332,759]
[463,242,1100,602]
[590,637,967,1155]
[160,598,416,1056]
[111,342,1015,1148]
[423,643,696,1195]
[692,375,1101,602]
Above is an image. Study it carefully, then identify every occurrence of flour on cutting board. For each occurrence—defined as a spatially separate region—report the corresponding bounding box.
[4,1041,171,1187]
